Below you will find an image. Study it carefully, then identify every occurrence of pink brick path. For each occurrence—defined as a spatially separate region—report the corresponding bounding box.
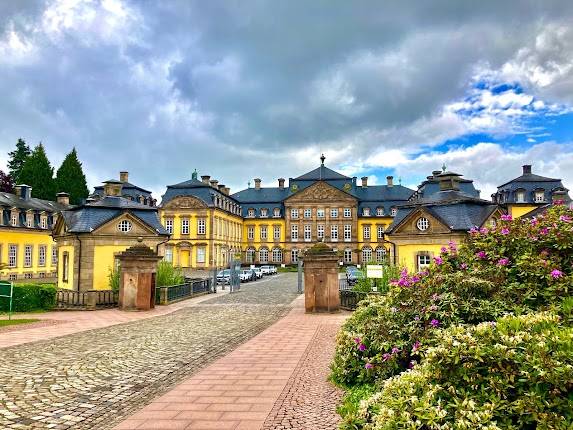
[0,291,225,349]
[113,296,348,430]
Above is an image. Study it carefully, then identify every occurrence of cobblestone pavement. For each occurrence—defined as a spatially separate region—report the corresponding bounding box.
[262,323,344,430]
[0,273,299,430]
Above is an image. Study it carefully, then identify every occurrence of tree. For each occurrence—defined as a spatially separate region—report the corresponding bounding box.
[0,170,14,193]
[18,143,56,200]
[55,148,89,204]
[7,138,31,183]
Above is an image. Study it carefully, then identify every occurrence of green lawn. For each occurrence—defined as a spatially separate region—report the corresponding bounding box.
[0,318,39,328]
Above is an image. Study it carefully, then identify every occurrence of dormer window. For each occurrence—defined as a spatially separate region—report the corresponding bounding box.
[260,208,268,218]
[273,208,280,217]
[40,215,47,229]
[26,212,34,228]
[376,207,384,216]
[363,208,370,216]
[516,190,526,203]
[534,190,545,202]
[390,207,397,217]
[11,210,19,227]
[248,208,255,218]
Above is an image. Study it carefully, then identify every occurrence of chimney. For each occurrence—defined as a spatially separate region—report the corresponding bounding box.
[386,176,394,187]
[254,178,261,190]
[119,171,129,182]
[103,180,122,197]
[224,186,230,195]
[522,164,532,175]
[14,185,21,198]
[210,179,218,189]
[278,178,285,189]
[218,184,226,193]
[361,176,368,188]
[14,185,32,200]
[201,175,210,184]
[56,192,70,205]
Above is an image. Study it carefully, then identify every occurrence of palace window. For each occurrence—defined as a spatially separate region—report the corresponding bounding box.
[362,247,372,263]
[344,248,352,263]
[260,208,268,218]
[516,190,526,203]
[376,207,384,216]
[118,220,133,233]
[11,211,18,227]
[24,245,32,267]
[343,208,351,218]
[317,224,325,239]
[291,224,299,240]
[260,226,268,240]
[304,208,312,218]
[9,245,17,267]
[197,218,206,235]
[274,225,281,240]
[246,248,256,263]
[377,225,385,239]
[304,224,312,241]
[317,208,325,218]
[535,190,545,202]
[291,248,299,263]
[9,274,17,281]
[272,247,282,263]
[344,225,351,241]
[416,217,430,231]
[259,247,269,263]
[247,226,255,240]
[26,213,34,228]
[24,273,33,279]
[363,225,371,239]
[40,215,47,229]
[390,207,397,216]
[330,208,338,218]
[331,225,339,240]
[291,208,299,219]
[38,245,46,267]
[164,247,173,262]
[196,247,206,263]
[363,208,370,216]
[273,208,281,217]
[165,218,173,234]
[417,254,431,271]
[52,246,57,265]
[181,218,189,235]
[376,247,387,263]
[248,208,255,218]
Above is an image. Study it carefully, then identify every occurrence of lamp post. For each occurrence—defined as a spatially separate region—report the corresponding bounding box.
[297,250,303,294]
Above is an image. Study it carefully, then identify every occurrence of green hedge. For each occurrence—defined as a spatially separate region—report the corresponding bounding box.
[0,283,57,312]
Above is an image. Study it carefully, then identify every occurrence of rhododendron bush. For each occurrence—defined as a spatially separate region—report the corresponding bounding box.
[331,204,573,428]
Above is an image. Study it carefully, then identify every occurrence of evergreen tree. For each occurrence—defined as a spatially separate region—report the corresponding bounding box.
[7,138,31,183]
[18,143,56,200]
[55,148,89,204]
[0,170,14,193]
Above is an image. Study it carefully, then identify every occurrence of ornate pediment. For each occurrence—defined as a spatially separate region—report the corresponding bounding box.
[163,196,208,210]
[286,181,356,203]
[391,208,450,235]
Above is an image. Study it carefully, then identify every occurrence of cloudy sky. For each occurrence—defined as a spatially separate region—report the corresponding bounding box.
[1,0,573,200]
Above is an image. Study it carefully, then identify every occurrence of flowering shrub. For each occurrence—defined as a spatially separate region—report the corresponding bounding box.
[354,312,573,429]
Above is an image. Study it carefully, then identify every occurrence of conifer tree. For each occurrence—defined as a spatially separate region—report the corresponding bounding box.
[7,138,31,183]
[18,143,56,200]
[0,170,14,193]
[55,148,89,204]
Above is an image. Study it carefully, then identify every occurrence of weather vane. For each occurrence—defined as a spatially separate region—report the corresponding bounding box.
[320,153,325,165]
[442,163,447,172]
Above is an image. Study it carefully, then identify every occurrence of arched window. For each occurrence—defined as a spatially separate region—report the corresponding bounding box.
[362,246,372,263]
[246,247,256,263]
[273,207,281,217]
[259,247,269,263]
[376,247,387,263]
[272,247,282,263]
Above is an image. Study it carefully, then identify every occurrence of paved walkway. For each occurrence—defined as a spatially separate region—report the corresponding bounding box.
[114,296,348,430]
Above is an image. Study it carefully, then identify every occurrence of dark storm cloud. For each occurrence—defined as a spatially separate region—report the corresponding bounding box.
[0,0,572,196]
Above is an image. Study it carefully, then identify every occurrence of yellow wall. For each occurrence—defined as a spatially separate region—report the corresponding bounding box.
[243,219,286,247]
[57,244,75,290]
[357,217,392,242]
[0,229,57,281]
[92,245,129,290]
[396,243,446,273]
[508,205,538,219]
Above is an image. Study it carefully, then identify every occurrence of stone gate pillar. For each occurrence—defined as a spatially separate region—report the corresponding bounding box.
[302,242,340,313]
[118,242,162,311]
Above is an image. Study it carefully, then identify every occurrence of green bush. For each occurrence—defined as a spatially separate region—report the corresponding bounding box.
[354,312,573,429]
[108,266,120,291]
[0,283,57,312]
[156,261,184,287]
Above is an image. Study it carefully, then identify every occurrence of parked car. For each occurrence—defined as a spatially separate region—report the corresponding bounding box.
[252,267,263,279]
[246,268,258,281]
[345,266,364,286]
[239,270,253,282]
[216,269,231,284]
[261,265,277,275]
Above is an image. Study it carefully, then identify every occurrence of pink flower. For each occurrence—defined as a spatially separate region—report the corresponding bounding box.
[554,199,564,206]
[382,353,392,362]
[497,258,510,266]
[448,241,457,251]
[501,214,513,221]
[540,227,549,235]
[353,337,361,344]
[364,362,373,369]
[501,228,510,235]
[434,256,443,265]
[531,218,539,226]
[460,263,468,270]
[469,226,479,235]
[430,319,440,328]
[412,341,421,352]
[550,269,563,279]
[479,227,489,234]
[440,246,448,254]
[476,251,487,259]
[559,215,572,222]
[358,343,366,351]
[391,347,400,354]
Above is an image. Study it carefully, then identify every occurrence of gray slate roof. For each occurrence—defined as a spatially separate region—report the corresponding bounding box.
[294,165,350,180]
[494,171,570,204]
[0,191,71,212]
[160,178,241,215]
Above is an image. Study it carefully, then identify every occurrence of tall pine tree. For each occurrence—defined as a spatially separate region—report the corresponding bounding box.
[7,138,31,183]
[55,148,89,204]
[18,143,56,200]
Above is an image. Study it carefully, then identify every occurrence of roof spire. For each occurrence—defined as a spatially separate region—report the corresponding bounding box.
[442,162,447,173]
[191,169,198,180]
[247,180,251,188]
[320,153,325,166]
